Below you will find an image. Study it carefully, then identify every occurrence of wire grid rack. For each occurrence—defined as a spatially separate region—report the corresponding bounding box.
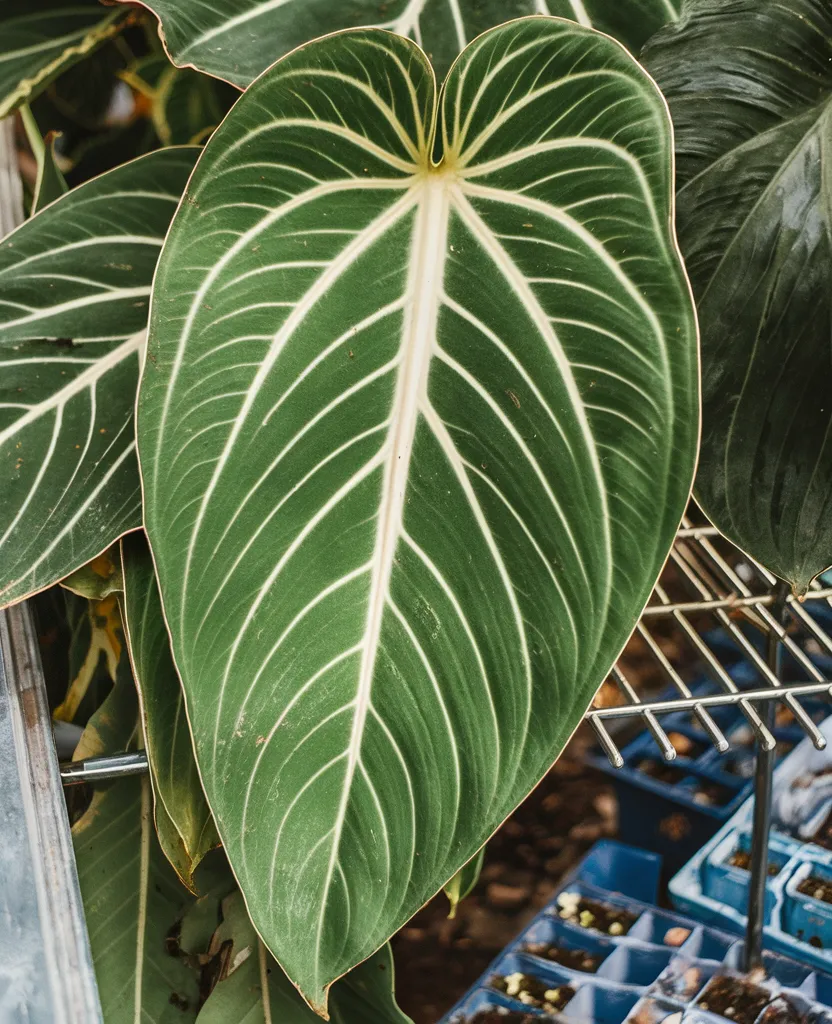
[62,509,832,786]
[586,511,832,768]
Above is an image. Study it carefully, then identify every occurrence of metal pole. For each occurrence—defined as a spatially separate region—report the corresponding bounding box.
[60,750,148,785]
[744,580,790,973]
[0,604,103,1023]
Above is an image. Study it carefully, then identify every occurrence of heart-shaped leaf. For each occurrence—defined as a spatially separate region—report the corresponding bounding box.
[121,531,220,890]
[128,0,681,88]
[138,20,697,1010]
[643,0,832,594]
[0,2,126,118]
[0,147,198,608]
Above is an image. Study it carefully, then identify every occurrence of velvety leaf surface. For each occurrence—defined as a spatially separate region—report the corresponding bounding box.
[643,0,832,593]
[0,147,198,608]
[0,2,125,117]
[126,0,682,88]
[138,21,697,1010]
[121,531,220,890]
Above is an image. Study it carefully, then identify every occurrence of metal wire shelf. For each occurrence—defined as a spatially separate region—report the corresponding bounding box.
[61,512,832,783]
[54,511,832,975]
[587,513,832,767]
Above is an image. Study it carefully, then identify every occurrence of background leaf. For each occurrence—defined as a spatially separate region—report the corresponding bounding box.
[643,0,832,594]
[61,547,123,601]
[121,531,220,891]
[139,21,697,1008]
[119,54,237,146]
[197,892,412,1024]
[54,592,122,723]
[74,776,200,1023]
[0,147,198,608]
[0,2,126,117]
[444,846,484,919]
[127,0,682,88]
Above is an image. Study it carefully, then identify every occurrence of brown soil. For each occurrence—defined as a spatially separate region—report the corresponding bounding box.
[698,974,771,1024]
[811,809,832,852]
[727,850,781,876]
[637,759,687,785]
[694,782,736,807]
[555,893,638,936]
[760,998,807,1024]
[797,875,832,904]
[524,941,604,973]
[490,972,576,1013]
[390,728,617,1024]
[467,1012,540,1024]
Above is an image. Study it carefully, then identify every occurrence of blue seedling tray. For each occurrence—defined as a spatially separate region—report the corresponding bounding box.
[671,716,832,974]
[441,840,832,1023]
[588,621,832,876]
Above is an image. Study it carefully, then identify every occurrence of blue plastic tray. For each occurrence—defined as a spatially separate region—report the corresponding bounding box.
[588,623,832,875]
[671,716,832,974]
[441,841,832,1022]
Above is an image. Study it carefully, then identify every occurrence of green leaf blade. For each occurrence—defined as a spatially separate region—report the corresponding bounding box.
[127,1,681,88]
[74,777,200,1024]
[643,0,832,593]
[121,532,220,890]
[0,148,198,608]
[138,21,697,1010]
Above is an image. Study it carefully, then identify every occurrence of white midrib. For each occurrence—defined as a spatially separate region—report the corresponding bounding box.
[313,172,451,981]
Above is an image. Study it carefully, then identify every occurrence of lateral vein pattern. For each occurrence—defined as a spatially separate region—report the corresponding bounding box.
[0,147,198,606]
[138,23,697,1007]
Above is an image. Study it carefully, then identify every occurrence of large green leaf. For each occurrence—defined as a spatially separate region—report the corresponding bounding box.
[121,531,220,890]
[128,0,681,88]
[0,2,126,118]
[0,147,198,608]
[74,777,200,1023]
[643,0,832,594]
[197,892,412,1024]
[138,20,697,1010]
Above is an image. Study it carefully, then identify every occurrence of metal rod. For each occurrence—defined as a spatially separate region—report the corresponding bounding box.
[586,680,832,721]
[641,589,832,618]
[60,751,148,786]
[691,531,827,749]
[744,581,790,973]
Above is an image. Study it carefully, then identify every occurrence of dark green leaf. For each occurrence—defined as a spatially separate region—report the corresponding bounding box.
[0,2,126,118]
[74,776,200,1023]
[127,0,681,87]
[138,21,697,1009]
[121,531,220,891]
[644,0,832,593]
[0,147,198,608]
[196,892,412,1023]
